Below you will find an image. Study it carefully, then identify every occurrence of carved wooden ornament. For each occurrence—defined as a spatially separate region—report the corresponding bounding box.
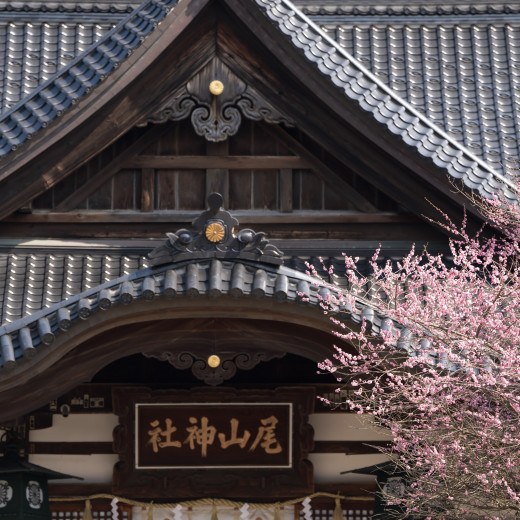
[148,192,284,266]
[137,58,294,141]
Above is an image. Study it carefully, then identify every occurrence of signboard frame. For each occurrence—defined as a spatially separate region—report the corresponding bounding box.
[112,386,314,498]
[134,402,293,469]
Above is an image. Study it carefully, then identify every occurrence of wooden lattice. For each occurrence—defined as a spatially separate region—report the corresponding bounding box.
[298,499,373,520]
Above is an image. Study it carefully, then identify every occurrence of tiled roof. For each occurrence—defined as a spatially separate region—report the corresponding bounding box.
[258,0,517,199]
[0,238,454,373]
[0,22,116,113]
[295,2,520,17]
[1,1,139,12]
[0,256,373,370]
[0,238,437,326]
[311,12,520,177]
[0,251,148,325]
[0,0,518,199]
[0,0,175,153]
[0,2,141,112]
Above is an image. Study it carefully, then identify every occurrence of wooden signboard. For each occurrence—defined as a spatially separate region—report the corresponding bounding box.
[136,403,292,468]
[112,387,314,499]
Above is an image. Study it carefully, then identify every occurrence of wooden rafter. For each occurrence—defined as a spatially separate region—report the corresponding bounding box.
[54,124,169,212]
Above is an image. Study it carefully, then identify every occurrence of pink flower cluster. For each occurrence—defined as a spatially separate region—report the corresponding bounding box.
[318,196,520,519]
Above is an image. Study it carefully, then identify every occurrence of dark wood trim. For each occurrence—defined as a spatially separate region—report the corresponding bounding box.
[312,441,390,455]
[49,483,112,496]
[127,155,310,169]
[29,441,114,455]
[315,482,377,496]
[280,168,293,213]
[48,482,375,500]
[6,211,415,224]
[55,125,168,212]
[206,141,230,203]
[30,440,388,455]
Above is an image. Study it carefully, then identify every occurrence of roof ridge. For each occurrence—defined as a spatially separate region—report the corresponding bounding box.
[0,1,139,13]
[259,0,517,199]
[296,2,520,17]
[0,0,176,156]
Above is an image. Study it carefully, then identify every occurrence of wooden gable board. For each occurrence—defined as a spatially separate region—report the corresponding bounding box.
[0,0,486,228]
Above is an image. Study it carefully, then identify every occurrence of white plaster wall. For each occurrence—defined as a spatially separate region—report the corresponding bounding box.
[29,414,118,483]
[29,454,118,483]
[309,413,390,482]
[309,453,388,483]
[309,413,391,442]
[29,414,118,442]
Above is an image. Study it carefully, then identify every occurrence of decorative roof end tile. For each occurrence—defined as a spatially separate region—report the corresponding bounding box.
[149,193,284,266]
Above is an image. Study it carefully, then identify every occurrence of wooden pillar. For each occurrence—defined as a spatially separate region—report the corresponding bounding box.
[205,140,229,204]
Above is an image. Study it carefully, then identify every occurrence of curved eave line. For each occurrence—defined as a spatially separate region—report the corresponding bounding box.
[0,257,381,374]
[0,0,176,159]
[256,0,516,200]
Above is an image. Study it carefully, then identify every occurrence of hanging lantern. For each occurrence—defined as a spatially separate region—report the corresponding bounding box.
[0,431,81,520]
[341,462,409,519]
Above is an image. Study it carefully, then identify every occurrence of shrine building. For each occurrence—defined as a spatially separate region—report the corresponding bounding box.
[0,0,516,518]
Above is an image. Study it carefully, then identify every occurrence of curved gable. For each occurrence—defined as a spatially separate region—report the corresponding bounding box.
[0,0,511,225]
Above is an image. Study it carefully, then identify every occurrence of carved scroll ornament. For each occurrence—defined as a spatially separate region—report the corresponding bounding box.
[143,349,285,385]
[137,57,294,141]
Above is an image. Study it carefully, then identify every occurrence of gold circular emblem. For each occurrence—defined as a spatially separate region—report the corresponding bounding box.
[209,80,224,96]
[205,222,225,242]
[208,355,221,368]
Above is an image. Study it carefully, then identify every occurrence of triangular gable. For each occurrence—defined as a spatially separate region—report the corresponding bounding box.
[0,0,509,223]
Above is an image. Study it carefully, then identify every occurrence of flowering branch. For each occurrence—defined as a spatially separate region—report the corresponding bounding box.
[317,188,520,519]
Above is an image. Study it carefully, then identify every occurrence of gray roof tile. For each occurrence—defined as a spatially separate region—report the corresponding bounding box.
[0,256,370,370]
[310,13,520,177]
[0,0,173,148]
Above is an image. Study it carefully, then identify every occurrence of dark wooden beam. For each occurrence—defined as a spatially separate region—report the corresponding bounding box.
[206,141,229,204]
[127,155,309,169]
[280,168,293,213]
[312,441,390,455]
[6,211,414,224]
[29,442,114,455]
[48,482,375,500]
[29,440,388,455]
[55,125,168,212]
[315,481,377,498]
[49,483,112,496]
[141,168,155,212]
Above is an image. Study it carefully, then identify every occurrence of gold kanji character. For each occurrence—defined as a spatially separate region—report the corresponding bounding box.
[249,415,282,454]
[147,418,182,453]
[184,416,217,457]
[218,418,251,449]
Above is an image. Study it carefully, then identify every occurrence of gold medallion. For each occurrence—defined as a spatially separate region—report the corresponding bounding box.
[205,222,225,242]
[207,354,221,368]
[209,80,224,96]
